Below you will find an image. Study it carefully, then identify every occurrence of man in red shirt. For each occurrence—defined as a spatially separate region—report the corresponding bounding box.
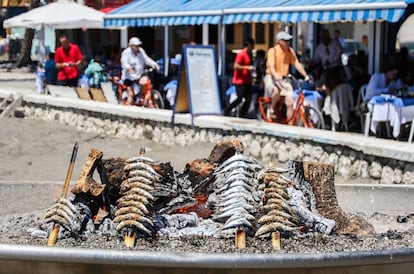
[55,35,83,87]
[224,38,255,118]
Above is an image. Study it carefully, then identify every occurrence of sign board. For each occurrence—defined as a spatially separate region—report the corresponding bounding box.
[172,45,222,125]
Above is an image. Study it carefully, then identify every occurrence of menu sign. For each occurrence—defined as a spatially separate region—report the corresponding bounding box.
[172,45,221,125]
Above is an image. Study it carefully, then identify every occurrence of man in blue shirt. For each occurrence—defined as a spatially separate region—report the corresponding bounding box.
[364,65,402,103]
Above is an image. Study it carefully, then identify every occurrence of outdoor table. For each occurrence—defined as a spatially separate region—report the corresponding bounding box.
[322,83,354,130]
[368,94,414,138]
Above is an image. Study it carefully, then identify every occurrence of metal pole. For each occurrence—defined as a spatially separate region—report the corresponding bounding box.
[202,23,209,45]
[164,25,169,77]
[218,22,226,76]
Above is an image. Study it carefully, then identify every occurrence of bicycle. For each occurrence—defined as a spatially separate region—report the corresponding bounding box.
[109,67,165,109]
[257,74,325,129]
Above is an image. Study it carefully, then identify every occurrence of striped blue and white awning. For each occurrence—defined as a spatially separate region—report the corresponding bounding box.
[223,1,409,24]
[104,0,225,28]
[104,0,412,28]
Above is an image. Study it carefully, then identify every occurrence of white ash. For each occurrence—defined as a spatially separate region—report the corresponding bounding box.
[157,215,221,238]
[286,161,335,235]
[2,209,414,254]
[159,213,199,229]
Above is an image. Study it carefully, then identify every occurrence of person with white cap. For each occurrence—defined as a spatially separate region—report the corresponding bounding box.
[120,37,160,105]
[263,31,310,123]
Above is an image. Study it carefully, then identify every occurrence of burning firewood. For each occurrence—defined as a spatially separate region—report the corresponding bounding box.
[71,148,107,222]
[71,148,106,197]
[301,161,375,236]
[101,157,129,201]
[41,138,377,250]
[208,138,244,164]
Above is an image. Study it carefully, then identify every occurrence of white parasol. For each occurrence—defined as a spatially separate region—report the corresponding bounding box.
[2,0,105,61]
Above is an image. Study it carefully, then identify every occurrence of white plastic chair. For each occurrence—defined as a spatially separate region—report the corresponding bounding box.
[361,85,392,138]
[409,118,414,143]
[357,84,372,136]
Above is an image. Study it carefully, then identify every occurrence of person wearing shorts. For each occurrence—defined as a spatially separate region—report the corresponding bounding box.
[264,31,310,123]
[120,37,159,105]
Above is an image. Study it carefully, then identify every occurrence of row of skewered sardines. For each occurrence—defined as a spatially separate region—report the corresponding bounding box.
[44,151,335,242]
[208,152,304,237]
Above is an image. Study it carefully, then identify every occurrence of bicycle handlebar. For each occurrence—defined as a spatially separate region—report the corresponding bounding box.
[283,74,315,92]
[285,74,309,82]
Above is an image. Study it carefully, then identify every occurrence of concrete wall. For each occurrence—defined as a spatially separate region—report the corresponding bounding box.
[11,93,414,185]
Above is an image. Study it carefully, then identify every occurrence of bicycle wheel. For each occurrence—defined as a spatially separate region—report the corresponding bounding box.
[144,89,165,109]
[298,105,325,129]
[257,96,273,122]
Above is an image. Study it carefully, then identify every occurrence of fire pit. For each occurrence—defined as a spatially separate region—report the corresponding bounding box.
[0,244,414,274]
[0,139,414,273]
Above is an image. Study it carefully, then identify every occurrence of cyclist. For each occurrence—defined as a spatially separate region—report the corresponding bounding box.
[263,31,310,124]
[120,37,160,105]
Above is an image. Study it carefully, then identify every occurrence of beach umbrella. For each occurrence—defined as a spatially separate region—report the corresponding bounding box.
[3,0,105,60]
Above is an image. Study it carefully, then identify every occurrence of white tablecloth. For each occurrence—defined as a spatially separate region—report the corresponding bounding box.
[322,83,354,124]
[369,96,414,138]
[294,90,324,123]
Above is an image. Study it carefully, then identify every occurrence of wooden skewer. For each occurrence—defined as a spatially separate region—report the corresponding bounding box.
[47,142,78,247]
[124,229,136,248]
[235,228,246,249]
[271,231,281,250]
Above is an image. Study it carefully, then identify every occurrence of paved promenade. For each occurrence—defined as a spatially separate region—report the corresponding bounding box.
[0,67,37,81]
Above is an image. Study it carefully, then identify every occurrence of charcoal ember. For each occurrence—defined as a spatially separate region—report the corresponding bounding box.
[182,159,214,194]
[99,218,117,237]
[71,198,94,234]
[150,162,179,197]
[159,195,197,214]
[151,162,175,184]
[158,213,199,229]
[102,157,128,199]
[383,229,403,240]
[184,159,214,180]
[397,215,409,223]
[208,138,244,164]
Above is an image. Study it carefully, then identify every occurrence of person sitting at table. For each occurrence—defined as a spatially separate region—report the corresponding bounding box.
[363,65,402,103]
[401,72,414,93]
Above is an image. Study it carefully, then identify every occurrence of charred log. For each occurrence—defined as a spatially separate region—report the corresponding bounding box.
[302,161,375,236]
[71,149,105,197]
[182,159,215,194]
[208,138,244,164]
[71,149,106,218]
[101,157,128,201]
